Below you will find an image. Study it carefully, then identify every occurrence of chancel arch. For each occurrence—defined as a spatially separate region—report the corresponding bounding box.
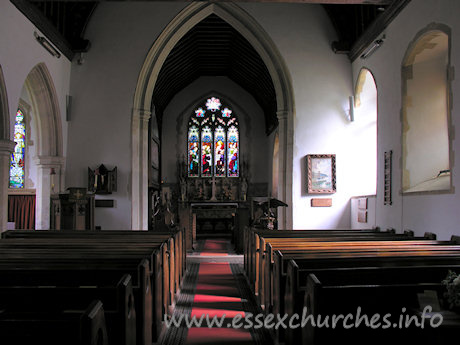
[132,2,294,230]
[401,24,452,194]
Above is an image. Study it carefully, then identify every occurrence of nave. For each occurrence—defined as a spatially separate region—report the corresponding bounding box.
[2,227,460,345]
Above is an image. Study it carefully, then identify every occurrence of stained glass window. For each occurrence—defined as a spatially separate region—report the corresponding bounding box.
[187,97,239,177]
[227,125,239,177]
[10,109,26,188]
[188,125,199,177]
[214,126,226,177]
[201,126,212,177]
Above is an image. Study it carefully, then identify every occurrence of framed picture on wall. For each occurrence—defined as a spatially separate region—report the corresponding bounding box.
[307,154,336,194]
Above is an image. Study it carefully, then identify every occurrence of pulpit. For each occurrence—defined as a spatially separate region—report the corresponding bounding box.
[50,188,95,230]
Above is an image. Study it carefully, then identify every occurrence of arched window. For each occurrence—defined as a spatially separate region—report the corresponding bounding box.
[353,68,377,195]
[187,97,239,177]
[401,27,451,193]
[9,109,26,188]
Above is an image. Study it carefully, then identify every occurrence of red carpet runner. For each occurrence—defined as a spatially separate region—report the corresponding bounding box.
[185,239,254,344]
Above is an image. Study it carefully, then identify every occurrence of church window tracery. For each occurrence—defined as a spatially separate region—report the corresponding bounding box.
[187,97,239,177]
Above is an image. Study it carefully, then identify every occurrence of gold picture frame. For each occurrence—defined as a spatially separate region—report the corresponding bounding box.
[307,154,336,194]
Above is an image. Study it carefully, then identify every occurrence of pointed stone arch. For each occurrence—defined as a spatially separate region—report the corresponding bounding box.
[0,65,10,141]
[24,63,63,158]
[0,65,15,231]
[132,2,294,229]
[22,63,65,229]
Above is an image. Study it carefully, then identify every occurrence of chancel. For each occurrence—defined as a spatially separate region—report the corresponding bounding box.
[1,0,460,344]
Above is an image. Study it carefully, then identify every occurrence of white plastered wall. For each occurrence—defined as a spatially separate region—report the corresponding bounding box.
[352,0,460,239]
[0,1,70,229]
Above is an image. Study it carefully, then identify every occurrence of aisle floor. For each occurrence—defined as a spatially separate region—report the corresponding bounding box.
[161,239,273,345]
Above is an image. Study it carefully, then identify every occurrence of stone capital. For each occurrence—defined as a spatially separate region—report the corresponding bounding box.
[34,155,65,168]
[276,110,289,121]
[0,140,15,155]
[132,108,152,122]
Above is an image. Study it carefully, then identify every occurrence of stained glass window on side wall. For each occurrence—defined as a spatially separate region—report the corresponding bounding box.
[227,125,239,177]
[188,125,199,177]
[201,126,213,177]
[214,126,226,177]
[10,109,26,188]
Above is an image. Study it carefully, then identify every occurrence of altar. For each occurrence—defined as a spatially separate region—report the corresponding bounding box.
[179,200,249,252]
[173,156,265,252]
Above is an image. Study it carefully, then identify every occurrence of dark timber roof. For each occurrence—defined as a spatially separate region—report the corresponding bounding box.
[11,0,410,133]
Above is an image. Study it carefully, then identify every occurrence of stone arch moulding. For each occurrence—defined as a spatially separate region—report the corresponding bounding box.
[23,63,65,229]
[0,65,10,140]
[131,2,295,230]
[0,64,15,232]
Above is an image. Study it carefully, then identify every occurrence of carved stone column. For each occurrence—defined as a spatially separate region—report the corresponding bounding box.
[276,110,293,229]
[131,108,151,230]
[35,155,65,230]
[0,140,15,232]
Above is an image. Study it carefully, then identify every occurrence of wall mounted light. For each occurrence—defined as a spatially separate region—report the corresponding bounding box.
[34,31,61,58]
[360,35,385,59]
[349,95,355,122]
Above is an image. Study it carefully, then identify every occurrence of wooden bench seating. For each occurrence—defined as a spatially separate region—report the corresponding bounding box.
[244,228,384,280]
[270,242,457,316]
[299,264,460,345]
[260,237,445,314]
[1,230,186,313]
[0,257,152,345]
[245,228,412,294]
[0,238,173,302]
[1,229,186,292]
[245,226,460,344]
[280,251,460,345]
[0,274,134,345]
[0,299,108,345]
[0,229,185,344]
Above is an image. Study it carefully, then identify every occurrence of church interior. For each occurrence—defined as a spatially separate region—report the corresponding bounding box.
[1,0,460,344]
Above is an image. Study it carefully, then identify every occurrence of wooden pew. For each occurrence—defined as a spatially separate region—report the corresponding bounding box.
[282,251,460,345]
[0,238,170,303]
[269,241,455,314]
[1,229,185,327]
[0,255,152,345]
[263,240,458,343]
[0,274,135,345]
[301,265,460,345]
[0,229,185,342]
[1,229,186,298]
[260,237,443,314]
[246,228,406,294]
[244,227,382,282]
[0,299,108,345]
[0,237,169,327]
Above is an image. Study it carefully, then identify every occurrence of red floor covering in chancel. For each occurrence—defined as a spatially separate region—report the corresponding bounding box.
[185,240,254,345]
[199,239,229,256]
